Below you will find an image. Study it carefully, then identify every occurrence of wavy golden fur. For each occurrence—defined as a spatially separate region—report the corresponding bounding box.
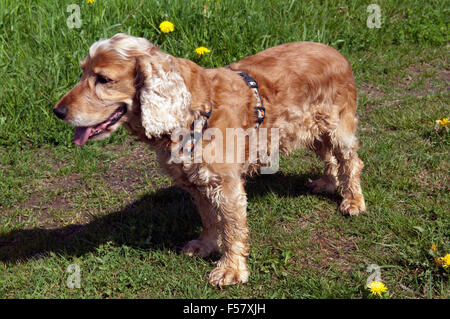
[54,33,366,286]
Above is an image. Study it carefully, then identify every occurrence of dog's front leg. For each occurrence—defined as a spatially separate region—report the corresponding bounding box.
[182,189,221,258]
[208,178,250,287]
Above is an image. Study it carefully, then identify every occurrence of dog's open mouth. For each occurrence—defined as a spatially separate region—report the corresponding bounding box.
[73,105,127,146]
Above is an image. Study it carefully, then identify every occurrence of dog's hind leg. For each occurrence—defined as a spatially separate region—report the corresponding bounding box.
[182,190,220,258]
[307,134,338,194]
[331,112,366,216]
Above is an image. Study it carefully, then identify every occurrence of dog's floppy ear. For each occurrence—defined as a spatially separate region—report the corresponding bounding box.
[135,50,192,139]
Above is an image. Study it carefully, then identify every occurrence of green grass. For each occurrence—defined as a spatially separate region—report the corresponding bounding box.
[0,0,448,298]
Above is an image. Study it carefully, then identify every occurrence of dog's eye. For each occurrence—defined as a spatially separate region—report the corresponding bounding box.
[97,74,111,84]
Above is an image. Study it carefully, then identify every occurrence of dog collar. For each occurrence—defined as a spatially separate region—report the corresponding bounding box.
[174,103,212,157]
[229,67,265,129]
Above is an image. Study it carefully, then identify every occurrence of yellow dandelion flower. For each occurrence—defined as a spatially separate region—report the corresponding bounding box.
[367,281,388,297]
[431,244,437,251]
[441,254,450,268]
[87,0,95,4]
[195,46,211,55]
[437,117,449,126]
[159,21,174,33]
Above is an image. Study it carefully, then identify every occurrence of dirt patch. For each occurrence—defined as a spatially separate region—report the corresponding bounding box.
[359,56,448,104]
[312,230,359,272]
[8,173,86,228]
[100,142,162,194]
[291,219,360,273]
[279,206,360,273]
[8,141,168,229]
[359,83,386,99]
[397,58,449,97]
[438,67,450,82]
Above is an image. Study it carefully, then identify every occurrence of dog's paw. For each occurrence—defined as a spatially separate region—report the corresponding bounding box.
[306,176,337,194]
[208,266,249,287]
[182,239,217,258]
[340,197,366,216]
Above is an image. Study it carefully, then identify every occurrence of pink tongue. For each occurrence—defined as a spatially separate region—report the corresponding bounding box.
[74,127,93,146]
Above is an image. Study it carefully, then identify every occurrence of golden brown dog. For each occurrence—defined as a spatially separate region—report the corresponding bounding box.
[54,33,366,287]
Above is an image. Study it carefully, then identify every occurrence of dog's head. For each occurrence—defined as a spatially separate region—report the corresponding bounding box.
[53,33,194,145]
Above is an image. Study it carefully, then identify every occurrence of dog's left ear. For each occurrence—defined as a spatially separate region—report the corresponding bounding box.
[135,50,192,139]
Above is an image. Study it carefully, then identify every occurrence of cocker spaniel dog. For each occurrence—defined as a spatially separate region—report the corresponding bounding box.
[54,33,366,287]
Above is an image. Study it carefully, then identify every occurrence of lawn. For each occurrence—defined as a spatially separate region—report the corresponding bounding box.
[0,0,448,298]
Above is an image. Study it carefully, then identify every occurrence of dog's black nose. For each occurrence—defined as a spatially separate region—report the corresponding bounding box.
[53,105,68,120]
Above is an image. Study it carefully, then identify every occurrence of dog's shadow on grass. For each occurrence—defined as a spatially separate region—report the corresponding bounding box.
[0,172,340,264]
